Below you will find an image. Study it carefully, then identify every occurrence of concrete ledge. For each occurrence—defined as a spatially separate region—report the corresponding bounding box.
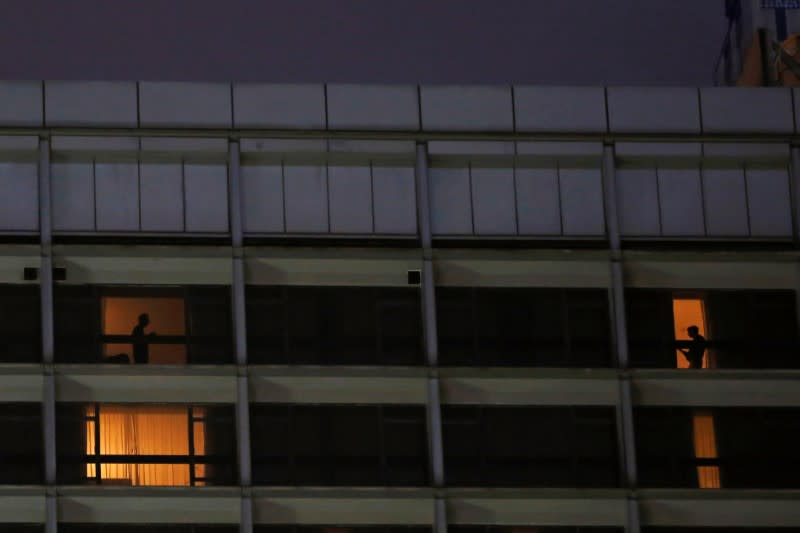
[52,254,233,285]
[608,87,700,134]
[700,87,794,134]
[615,142,702,162]
[45,81,137,128]
[633,371,800,406]
[0,370,43,402]
[252,488,434,525]
[245,253,421,286]
[139,136,228,154]
[327,84,419,131]
[434,255,610,287]
[51,135,139,154]
[139,82,232,128]
[702,142,790,161]
[0,488,45,523]
[0,81,43,127]
[249,371,427,404]
[233,83,325,129]
[0,135,39,152]
[421,85,513,131]
[58,487,240,524]
[639,490,800,526]
[448,490,626,526]
[55,366,237,403]
[514,86,607,133]
[624,260,797,290]
[440,374,619,405]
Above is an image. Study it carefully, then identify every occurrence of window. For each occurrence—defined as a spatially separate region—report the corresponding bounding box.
[54,286,233,364]
[436,288,612,367]
[60,526,239,533]
[0,527,43,533]
[246,287,423,365]
[0,284,40,362]
[250,405,429,486]
[626,289,799,369]
[447,525,624,533]
[56,404,236,486]
[254,527,431,533]
[441,406,619,487]
[643,529,800,533]
[0,403,43,484]
[635,407,800,488]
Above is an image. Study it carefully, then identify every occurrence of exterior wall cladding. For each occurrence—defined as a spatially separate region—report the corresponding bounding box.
[1,81,800,533]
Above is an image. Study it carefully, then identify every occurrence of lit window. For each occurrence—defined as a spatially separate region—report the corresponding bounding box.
[85,405,206,486]
[672,297,720,488]
[102,296,187,364]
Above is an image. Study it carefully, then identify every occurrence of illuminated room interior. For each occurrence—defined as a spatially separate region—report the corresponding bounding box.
[85,405,205,486]
[102,296,187,364]
[672,297,720,489]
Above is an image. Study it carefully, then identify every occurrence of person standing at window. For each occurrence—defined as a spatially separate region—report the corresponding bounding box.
[679,325,706,369]
[132,313,157,364]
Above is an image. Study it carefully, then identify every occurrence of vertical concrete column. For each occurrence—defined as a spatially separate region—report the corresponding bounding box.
[39,136,58,533]
[416,141,447,533]
[790,148,800,358]
[229,140,253,528]
[602,142,640,533]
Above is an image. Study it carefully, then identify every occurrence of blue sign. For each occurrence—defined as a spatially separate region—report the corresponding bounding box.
[762,0,800,8]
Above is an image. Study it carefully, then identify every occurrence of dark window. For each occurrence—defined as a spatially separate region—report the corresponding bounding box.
[246,287,423,365]
[626,289,799,369]
[454,526,624,533]
[54,286,233,364]
[0,527,43,533]
[60,526,239,533]
[643,529,800,533]
[56,403,236,486]
[442,406,619,487]
[635,407,800,488]
[436,288,612,367]
[0,284,41,362]
[255,527,432,533]
[251,405,429,486]
[0,403,43,484]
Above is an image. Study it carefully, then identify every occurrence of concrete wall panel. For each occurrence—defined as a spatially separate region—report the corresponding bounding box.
[140,82,232,128]
[327,84,419,130]
[421,85,513,131]
[616,167,661,236]
[183,163,229,232]
[0,81,43,127]
[515,167,562,235]
[514,86,607,132]
[233,83,325,129]
[429,166,473,235]
[657,167,705,236]
[52,162,95,231]
[471,167,517,235]
[328,164,373,233]
[94,161,140,231]
[45,81,137,127]
[608,87,700,133]
[702,167,749,236]
[242,163,285,233]
[559,168,605,236]
[0,162,38,231]
[372,166,417,234]
[139,162,185,232]
[284,165,329,233]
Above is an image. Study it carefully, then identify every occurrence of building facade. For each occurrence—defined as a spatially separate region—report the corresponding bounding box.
[1,81,800,533]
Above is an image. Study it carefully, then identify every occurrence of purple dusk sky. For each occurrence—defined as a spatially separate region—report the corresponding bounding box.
[0,0,727,85]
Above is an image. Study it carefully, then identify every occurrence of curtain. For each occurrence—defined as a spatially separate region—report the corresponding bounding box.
[86,405,205,486]
[692,409,721,488]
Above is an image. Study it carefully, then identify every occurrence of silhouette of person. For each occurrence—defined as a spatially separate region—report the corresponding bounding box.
[132,313,156,364]
[679,325,706,369]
